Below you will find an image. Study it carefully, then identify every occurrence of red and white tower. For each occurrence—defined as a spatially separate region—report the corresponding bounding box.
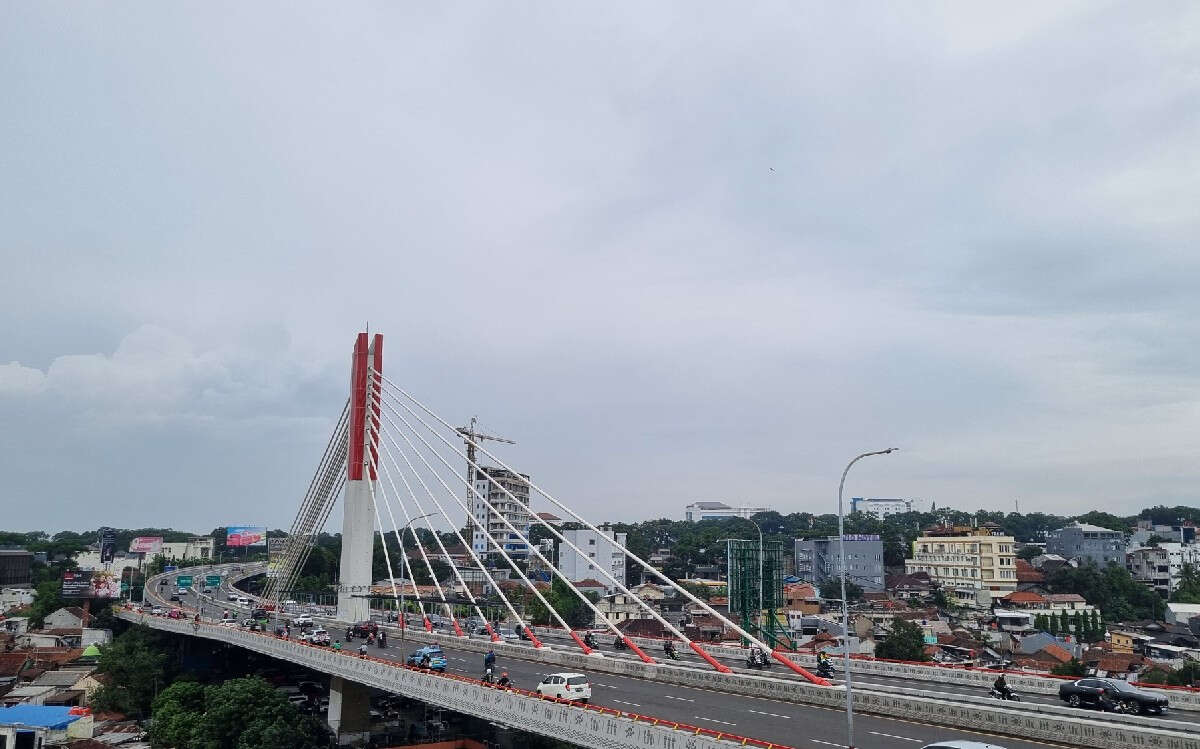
[337,332,382,623]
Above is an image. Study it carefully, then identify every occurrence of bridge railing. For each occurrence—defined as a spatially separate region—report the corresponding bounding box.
[115,608,790,749]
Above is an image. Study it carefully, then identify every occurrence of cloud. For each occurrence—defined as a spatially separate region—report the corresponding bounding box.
[0,2,1198,530]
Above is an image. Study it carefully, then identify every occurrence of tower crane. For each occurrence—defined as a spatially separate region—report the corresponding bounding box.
[455,418,516,553]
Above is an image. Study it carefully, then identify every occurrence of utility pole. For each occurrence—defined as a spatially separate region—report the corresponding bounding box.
[455,417,515,559]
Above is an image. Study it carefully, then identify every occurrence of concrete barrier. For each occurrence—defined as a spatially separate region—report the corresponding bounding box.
[117,611,776,749]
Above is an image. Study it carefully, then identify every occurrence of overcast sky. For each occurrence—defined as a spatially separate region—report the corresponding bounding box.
[2,3,1198,534]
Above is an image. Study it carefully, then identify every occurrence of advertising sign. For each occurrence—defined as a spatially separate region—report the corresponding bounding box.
[98,527,117,564]
[226,526,266,547]
[164,565,178,573]
[205,574,221,587]
[61,570,122,599]
[176,575,193,587]
[130,536,163,554]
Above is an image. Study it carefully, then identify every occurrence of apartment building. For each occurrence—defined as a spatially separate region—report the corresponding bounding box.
[904,523,1017,606]
[794,535,884,592]
[684,501,771,522]
[1127,543,1200,597]
[558,526,627,591]
[850,498,913,519]
[469,466,534,559]
[1046,522,1125,568]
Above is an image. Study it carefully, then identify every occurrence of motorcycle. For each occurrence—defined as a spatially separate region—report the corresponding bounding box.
[613,637,627,651]
[583,633,598,649]
[482,666,494,684]
[746,649,769,669]
[816,661,835,679]
[989,687,1022,702]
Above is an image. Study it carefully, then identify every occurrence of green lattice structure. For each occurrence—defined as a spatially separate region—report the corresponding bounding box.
[726,539,793,649]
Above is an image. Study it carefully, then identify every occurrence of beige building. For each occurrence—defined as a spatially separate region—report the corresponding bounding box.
[904,523,1017,606]
[160,538,215,561]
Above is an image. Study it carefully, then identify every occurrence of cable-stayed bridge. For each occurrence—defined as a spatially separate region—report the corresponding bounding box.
[119,331,1200,749]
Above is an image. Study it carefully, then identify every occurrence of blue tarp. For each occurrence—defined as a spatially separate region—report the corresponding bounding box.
[0,704,79,729]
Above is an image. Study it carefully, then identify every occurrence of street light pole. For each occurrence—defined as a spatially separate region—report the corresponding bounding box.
[837,448,897,749]
[399,512,436,644]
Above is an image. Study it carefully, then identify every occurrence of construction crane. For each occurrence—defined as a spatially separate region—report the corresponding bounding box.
[455,418,516,552]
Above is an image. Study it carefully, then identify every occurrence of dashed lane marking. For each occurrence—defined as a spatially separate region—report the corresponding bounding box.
[664,695,695,702]
[809,741,843,748]
[613,700,642,708]
[748,709,790,719]
[869,731,921,742]
[694,716,736,727]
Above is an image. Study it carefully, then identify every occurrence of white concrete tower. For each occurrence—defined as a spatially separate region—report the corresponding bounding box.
[336,331,382,623]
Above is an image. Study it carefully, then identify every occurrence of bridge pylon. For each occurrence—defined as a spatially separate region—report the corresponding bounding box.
[336,331,382,623]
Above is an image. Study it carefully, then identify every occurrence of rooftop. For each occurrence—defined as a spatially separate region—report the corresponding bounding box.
[1062,522,1125,534]
[0,704,81,729]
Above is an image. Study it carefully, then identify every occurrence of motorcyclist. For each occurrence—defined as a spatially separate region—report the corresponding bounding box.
[748,645,764,666]
[379,630,387,647]
[359,643,368,657]
[484,649,496,671]
[613,636,627,650]
[483,665,494,683]
[333,640,343,652]
[663,640,678,659]
[993,674,1012,700]
[583,631,597,648]
[497,671,511,688]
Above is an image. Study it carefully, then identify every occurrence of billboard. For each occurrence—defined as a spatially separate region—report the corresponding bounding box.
[61,570,122,599]
[130,536,163,554]
[176,575,193,587]
[98,527,117,564]
[226,526,266,547]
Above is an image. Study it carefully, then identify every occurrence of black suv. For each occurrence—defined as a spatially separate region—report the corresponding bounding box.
[1059,678,1168,714]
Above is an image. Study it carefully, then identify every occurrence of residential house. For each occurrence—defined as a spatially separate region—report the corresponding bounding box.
[593,593,653,627]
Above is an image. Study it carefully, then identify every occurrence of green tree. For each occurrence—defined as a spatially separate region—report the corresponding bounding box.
[1017,546,1041,561]
[90,627,173,719]
[875,619,928,662]
[1034,613,1049,632]
[1171,564,1200,604]
[1051,658,1087,677]
[149,677,325,749]
[820,579,863,602]
[26,580,66,629]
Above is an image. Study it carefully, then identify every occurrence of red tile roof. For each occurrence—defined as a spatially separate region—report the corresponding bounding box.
[1002,592,1046,604]
[1015,559,1045,583]
[1040,643,1073,663]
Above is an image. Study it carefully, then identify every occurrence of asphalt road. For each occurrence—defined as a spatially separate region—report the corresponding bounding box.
[144,566,1085,749]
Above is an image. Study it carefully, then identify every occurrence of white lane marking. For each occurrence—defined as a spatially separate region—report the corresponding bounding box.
[868,731,921,742]
[694,716,736,726]
[748,709,790,719]
[664,695,695,702]
[613,699,642,707]
[594,684,618,689]
[810,741,844,748]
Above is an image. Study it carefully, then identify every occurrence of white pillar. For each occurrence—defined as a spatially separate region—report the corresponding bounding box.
[327,675,371,742]
[337,479,376,623]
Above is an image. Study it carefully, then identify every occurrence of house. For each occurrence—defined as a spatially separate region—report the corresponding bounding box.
[0,705,94,744]
[44,608,86,630]
[1109,631,1150,654]
[572,579,608,598]
[885,572,932,596]
[1043,593,1094,613]
[998,592,1046,609]
[593,593,653,627]
[783,583,820,616]
[994,610,1036,634]
[1167,603,1200,626]
[1014,559,1045,588]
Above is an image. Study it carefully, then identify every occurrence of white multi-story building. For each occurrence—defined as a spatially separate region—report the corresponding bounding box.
[160,538,215,561]
[558,527,627,591]
[469,466,533,559]
[1127,543,1200,597]
[904,523,1017,606]
[850,497,913,519]
[684,501,771,522]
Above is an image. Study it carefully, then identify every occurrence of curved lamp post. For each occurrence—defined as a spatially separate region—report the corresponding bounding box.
[838,448,898,749]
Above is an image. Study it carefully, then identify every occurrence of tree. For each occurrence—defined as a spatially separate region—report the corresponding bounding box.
[875,619,928,662]
[90,627,173,719]
[1171,563,1200,604]
[1017,546,1041,561]
[820,579,863,602]
[1051,658,1087,677]
[27,580,66,629]
[1034,613,1049,632]
[149,676,326,749]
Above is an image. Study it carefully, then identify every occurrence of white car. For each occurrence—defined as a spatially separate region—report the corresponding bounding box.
[220,618,237,627]
[535,672,591,703]
[227,593,239,601]
[920,742,1011,749]
[236,596,250,606]
[150,606,165,616]
[291,615,314,627]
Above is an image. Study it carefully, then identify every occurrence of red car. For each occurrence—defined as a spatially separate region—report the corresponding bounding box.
[168,609,183,619]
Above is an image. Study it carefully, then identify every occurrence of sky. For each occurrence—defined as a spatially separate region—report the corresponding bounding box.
[1,2,1199,533]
